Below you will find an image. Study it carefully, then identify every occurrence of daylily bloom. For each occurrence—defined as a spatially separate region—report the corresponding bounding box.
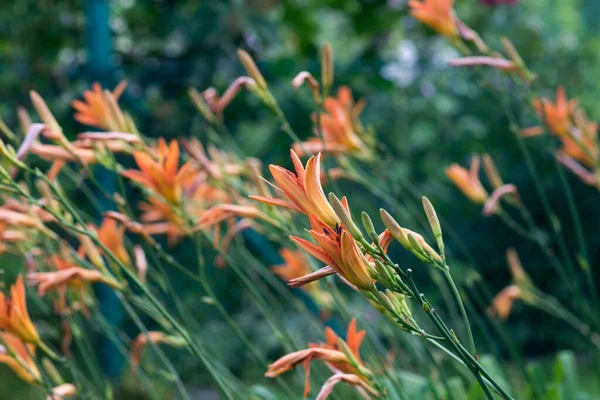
[559,129,598,168]
[0,332,40,384]
[0,276,40,344]
[272,249,316,289]
[445,155,488,205]
[96,218,131,267]
[272,248,334,310]
[533,87,578,136]
[488,285,522,320]
[290,213,375,291]
[122,138,197,204]
[409,0,458,37]
[72,81,131,132]
[250,150,339,227]
[293,87,371,159]
[265,319,376,398]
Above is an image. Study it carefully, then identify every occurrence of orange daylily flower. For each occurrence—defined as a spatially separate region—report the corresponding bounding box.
[293,87,371,159]
[0,332,40,384]
[271,249,334,310]
[72,81,130,131]
[122,138,197,204]
[266,319,376,398]
[0,276,40,344]
[290,212,374,291]
[488,285,522,320]
[409,0,458,37]
[250,150,339,227]
[96,218,131,267]
[533,87,578,136]
[559,130,598,168]
[272,249,316,288]
[445,155,488,205]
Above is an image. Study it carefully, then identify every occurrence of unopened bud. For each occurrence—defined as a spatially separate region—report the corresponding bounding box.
[321,42,334,92]
[237,49,267,90]
[482,153,504,190]
[422,196,442,239]
[361,212,378,243]
[407,233,424,255]
[337,337,360,369]
[380,209,409,248]
[329,193,363,240]
[374,259,393,284]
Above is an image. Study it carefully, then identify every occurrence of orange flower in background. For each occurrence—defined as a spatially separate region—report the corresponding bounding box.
[533,87,578,136]
[293,87,370,158]
[291,213,374,291]
[559,130,598,168]
[409,0,458,37]
[265,319,376,399]
[271,249,334,310]
[0,332,40,384]
[445,155,488,205]
[122,139,196,204]
[272,249,316,288]
[0,276,40,344]
[488,285,522,320]
[72,81,129,131]
[250,150,339,227]
[488,249,532,320]
[96,218,131,267]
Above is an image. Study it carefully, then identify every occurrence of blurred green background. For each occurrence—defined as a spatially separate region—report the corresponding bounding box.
[2,0,600,398]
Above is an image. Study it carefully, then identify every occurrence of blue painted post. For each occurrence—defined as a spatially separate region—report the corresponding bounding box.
[84,0,124,379]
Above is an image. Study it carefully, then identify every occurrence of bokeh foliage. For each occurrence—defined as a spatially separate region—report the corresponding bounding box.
[2,0,600,396]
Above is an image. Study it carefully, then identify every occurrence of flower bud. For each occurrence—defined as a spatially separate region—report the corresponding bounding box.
[380,209,410,248]
[422,196,442,239]
[321,42,334,92]
[329,193,363,241]
[237,49,267,90]
[361,212,378,243]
